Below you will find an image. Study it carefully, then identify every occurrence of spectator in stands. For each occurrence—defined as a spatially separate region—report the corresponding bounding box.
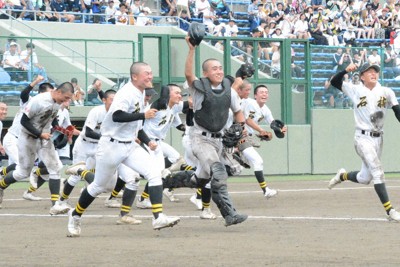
[353,50,366,70]
[130,0,143,16]
[371,0,382,13]
[19,0,36,20]
[225,18,238,36]
[391,3,400,29]
[350,10,366,39]
[243,28,264,62]
[304,6,313,22]
[4,35,21,54]
[210,0,231,18]
[294,13,310,39]
[51,0,75,22]
[115,3,129,25]
[5,0,25,19]
[90,0,102,23]
[248,0,259,31]
[311,0,323,11]
[270,43,280,78]
[19,42,48,82]
[343,25,357,46]
[195,0,209,18]
[321,16,337,46]
[323,76,339,107]
[383,45,400,78]
[309,15,328,45]
[203,2,217,33]
[161,0,176,17]
[329,15,345,45]
[86,78,103,105]
[71,78,85,106]
[360,9,375,39]
[367,48,381,65]
[66,0,80,11]
[337,51,353,72]
[137,6,154,24]
[105,0,117,24]
[39,0,59,21]
[271,2,285,24]
[2,41,27,81]
[80,0,92,22]
[179,9,190,31]
[379,8,392,39]
[177,0,190,19]
[332,47,343,71]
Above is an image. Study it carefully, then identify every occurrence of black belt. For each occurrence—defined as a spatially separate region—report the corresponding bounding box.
[110,138,132,144]
[202,132,222,138]
[82,138,98,144]
[361,130,381,137]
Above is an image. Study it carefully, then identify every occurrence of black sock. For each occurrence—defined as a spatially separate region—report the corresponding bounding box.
[81,170,94,184]
[201,186,211,210]
[148,185,163,219]
[49,179,60,205]
[1,163,16,176]
[0,171,17,189]
[36,177,46,189]
[141,183,149,201]
[72,188,96,217]
[120,188,137,217]
[110,177,126,199]
[341,171,359,183]
[254,170,267,193]
[39,167,49,175]
[374,183,392,214]
[61,182,75,201]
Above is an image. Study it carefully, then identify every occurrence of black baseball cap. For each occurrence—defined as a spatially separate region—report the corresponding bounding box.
[359,63,380,75]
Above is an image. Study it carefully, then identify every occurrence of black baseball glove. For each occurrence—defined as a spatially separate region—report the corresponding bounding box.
[235,63,255,79]
[222,123,243,148]
[270,119,285,138]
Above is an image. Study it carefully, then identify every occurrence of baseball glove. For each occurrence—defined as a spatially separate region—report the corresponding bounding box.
[235,63,255,79]
[270,119,285,138]
[222,123,243,148]
[256,131,273,141]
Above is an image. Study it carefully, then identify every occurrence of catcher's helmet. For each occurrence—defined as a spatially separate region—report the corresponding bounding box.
[52,131,68,149]
[188,22,206,46]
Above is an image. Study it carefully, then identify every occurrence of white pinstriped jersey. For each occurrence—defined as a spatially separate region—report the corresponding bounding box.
[101,82,144,141]
[143,101,183,140]
[342,81,399,132]
[243,98,274,135]
[79,105,106,142]
[22,92,60,135]
[8,98,31,137]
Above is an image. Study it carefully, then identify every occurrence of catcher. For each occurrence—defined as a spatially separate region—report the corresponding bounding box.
[235,84,287,199]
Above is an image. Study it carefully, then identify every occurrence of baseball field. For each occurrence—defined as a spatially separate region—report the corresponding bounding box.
[1,174,400,267]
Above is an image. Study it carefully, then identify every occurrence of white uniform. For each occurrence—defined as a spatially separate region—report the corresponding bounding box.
[3,99,29,165]
[143,102,183,172]
[242,98,275,172]
[56,107,72,158]
[342,81,398,184]
[13,92,63,181]
[87,82,161,197]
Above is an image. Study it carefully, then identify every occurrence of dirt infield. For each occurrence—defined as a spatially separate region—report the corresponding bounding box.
[1,176,400,267]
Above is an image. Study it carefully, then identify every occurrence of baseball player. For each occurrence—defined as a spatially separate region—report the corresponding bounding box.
[241,84,287,198]
[328,62,400,221]
[1,76,47,180]
[0,82,74,214]
[184,36,248,226]
[0,102,7,166]
[67,62,180,237]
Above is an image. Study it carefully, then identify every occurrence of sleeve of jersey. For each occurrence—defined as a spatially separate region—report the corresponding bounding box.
[386,87,399,107]
[230,89,241,113]
[21,113,41,138]
[112,110,145,122]
[264,107,275,124]
[20,85,34,104]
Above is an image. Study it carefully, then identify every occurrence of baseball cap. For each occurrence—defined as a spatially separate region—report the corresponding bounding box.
[145,88,157,96]
[252,28,261,33]
[9,41,17,46]
[359,63,380,75]
[143,7,152,14]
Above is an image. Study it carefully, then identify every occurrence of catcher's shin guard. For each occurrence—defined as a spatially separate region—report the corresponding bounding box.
[210,162,237,218]
[162,170,199,189]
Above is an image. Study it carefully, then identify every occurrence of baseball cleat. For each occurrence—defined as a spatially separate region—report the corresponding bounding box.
[224,213,248,227]
[65,162,86,176]
[163,188,179,202]
[328,168,346,189]
[264,187,278,199]
[104,198,121,208]
[388,209,400,222]
[50,200,71,215]
[152,213,180,230]
[136,196,152,209]
[116,214,142,225]
[200,208,217,220]
[190,194,203,210]
[67,209,81,237]
[22,191,42,201]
